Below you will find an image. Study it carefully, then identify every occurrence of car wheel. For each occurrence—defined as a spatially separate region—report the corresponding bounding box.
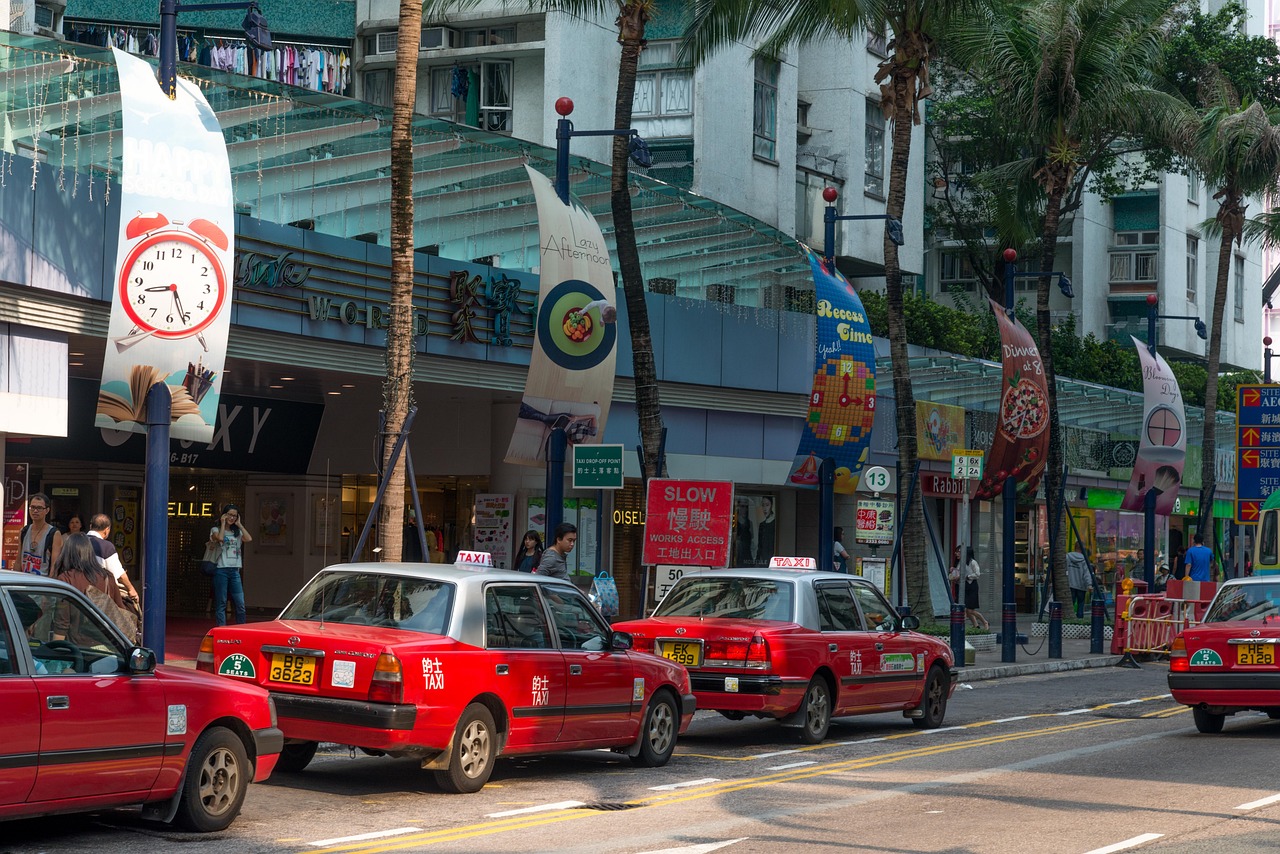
[911,666,949,729]
[434,703,496,794]
[175,727,250,832]
[276,740,319,773]
[631,691,679,767]
[798,677,832,744]
[1193,707,1226,734]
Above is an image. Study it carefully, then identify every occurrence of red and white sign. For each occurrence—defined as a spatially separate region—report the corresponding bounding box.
[769,556,816,569]
[455,551,494,568]
[642,479,734,567]
[855,498,894,546]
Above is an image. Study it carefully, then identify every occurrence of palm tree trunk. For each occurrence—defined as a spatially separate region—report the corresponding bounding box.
[1196,216,1236,557]
[380,0,424,561]
[1038,177,1070,607]
[612,4,665,480]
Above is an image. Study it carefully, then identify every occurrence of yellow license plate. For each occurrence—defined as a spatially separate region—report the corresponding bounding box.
[269,653,317,685]
[1237,645,1275,666]
[658,640,702,667]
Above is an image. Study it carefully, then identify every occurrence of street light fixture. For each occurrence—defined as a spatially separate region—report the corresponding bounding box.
[158,0,272,99]
[821,186,904,273]
[1265,336,1277,384]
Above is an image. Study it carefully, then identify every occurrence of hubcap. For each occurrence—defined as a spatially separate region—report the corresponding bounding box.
[648,702,675,755]
[807,684,829,732]
[198,746,240,816]
[459,719,491,778]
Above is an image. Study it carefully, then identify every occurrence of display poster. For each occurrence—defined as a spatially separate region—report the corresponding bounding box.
[642,479,735,567]
[473,494,514,569]
[855,556,888,594]
[789,251,876,493]
[97,48,235,443]
[575,497,598,576]
[506,166,618,467]
[110,487,140,571]
[256,494,291,552]
[973,298,1051,500]
[1121,337,1186,515]
[855,498,895,546]
[730,494,777,567]
[2,462,29,572]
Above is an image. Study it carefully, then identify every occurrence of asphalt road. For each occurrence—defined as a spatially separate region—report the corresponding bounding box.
[8,665,1280,854]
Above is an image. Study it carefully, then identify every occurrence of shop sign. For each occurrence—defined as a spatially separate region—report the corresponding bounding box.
[614,509,646,527]
[2,463,29,572]
[921,473,966,497]
[642,479,734,567]
[917,400,966,462]
[168,502,215,518]
[855,499,894,546]
[572,444,624,489]
[234,250,310,290]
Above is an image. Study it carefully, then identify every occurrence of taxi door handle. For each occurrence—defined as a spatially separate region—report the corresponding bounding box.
[828,644,839,653]
[47,695,69,710]
[495,664,509,676]
[570,664,583,675]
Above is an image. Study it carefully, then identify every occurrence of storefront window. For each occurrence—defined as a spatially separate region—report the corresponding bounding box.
[732,494,777,567]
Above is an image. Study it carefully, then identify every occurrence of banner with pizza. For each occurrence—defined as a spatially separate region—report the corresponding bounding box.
[787,250,877,494]
[96,48,235,444]
[506,166,618,466]
[1121,337,1186,514]
[973,299,1049,500]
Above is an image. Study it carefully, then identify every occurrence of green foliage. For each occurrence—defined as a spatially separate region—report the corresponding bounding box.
[1164,1,1280,110]
[915,623,992,637]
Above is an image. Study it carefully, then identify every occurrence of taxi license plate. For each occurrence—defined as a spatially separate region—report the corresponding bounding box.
[1237,645,1274,666]
[658,640,703,667]
[269,653,317,685]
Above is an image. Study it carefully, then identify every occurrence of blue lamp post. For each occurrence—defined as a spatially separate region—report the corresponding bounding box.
[1265,336,1276,384]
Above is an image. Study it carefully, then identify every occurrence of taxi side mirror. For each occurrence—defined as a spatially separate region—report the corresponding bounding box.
[610,630,633,651]
[129,647,157,673]
[898,614,920,631]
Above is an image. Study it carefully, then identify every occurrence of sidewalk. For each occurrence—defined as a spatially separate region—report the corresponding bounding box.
[954,617,1122,681]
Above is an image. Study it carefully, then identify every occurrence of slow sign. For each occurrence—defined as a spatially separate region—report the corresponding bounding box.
[642,479,734,567]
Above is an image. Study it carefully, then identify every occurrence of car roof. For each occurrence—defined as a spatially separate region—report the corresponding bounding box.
[1216,577,1277,586]
[675,567,875,585]
[0,569,75,590]
[314,561,578,588]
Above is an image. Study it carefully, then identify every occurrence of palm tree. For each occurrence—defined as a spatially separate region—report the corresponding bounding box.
[948,0,1176,605]
[423,0,667,480]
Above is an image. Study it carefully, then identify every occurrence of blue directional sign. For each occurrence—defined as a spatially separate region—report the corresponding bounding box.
[1235,385,1280,523]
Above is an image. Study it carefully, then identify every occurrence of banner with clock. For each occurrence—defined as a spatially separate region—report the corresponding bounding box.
[1120,336,1185,515]
[95,48,235,444]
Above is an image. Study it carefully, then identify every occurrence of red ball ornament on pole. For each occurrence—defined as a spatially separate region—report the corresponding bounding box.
[1147,293,1159,306]
[555,97,574,117]
[822,186,838,204]
[1002,248,1017,263]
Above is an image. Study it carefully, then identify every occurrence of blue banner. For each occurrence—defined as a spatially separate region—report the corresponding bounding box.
[788,251,877,492]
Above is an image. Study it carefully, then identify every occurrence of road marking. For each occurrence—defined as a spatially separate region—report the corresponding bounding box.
[309,828,421,847]
[917,726,965,735]
[1082,833,1163,854]
[766,761,817,770]
[752,749,801,759]
[1236,792,1280,810]
[635,838,750,854]
[649,778,722,791]
[486,801,584,817]
[1056,708,1093,716]
[991,716,1030,724]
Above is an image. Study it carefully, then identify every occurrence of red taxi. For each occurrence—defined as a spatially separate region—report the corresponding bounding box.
[198,554,695,793]
[0,570,282,832]
[1169,576,1280,733]
[613,561,956,742]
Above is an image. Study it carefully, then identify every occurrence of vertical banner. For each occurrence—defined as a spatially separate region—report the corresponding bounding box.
[974,299,1050,500]
[915,400,965,461]
[506,166,618,466]
[2,462,29,572]
[788,251,877,493]
[96,48,235,443]
[1121,337,1186,514]
[473,494,514,568]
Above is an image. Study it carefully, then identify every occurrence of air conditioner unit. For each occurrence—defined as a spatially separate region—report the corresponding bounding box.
[375,31,398,55]
[422,26,460,50]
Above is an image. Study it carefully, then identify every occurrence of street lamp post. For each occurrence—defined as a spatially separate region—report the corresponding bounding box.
[158,0,271,99]
[1265,336,1276,384]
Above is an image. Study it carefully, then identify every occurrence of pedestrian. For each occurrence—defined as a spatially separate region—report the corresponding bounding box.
[514,530,543,573]
[1066,547,1090,618]
[51,532,138,643]
[734,500,754,566]
[65,513,84,535]
[948,546,963,601]
[1153,563,1170,593]
[962,547,989,630]
[535,522,576,579]
[833,527,850,573]
[19,492,62,575]
[210,503,252,625]
[757,497,776,564]
[1172,547,1187,580]
[86,513,141,604]
[1185,533,1214,583]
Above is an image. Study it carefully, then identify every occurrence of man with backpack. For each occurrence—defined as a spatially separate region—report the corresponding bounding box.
[19,492,62,575]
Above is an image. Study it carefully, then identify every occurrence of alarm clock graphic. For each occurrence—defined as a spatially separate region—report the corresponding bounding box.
[115,212,229,353]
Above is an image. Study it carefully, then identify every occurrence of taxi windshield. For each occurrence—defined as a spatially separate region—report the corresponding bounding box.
[654,577,793,621]
[1204,583,1280,623]
[282,571,455,634]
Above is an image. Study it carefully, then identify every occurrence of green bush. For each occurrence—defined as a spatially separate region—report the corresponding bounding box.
[915,622,992,637]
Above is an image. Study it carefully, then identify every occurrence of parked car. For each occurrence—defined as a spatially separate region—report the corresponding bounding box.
[1169,576,1280,733]
[198,554,695,793]
[613,566,956,742]
[0,570,282,831]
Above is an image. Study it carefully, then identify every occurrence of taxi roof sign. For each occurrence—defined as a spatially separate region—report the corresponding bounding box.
[454,550,494,568]
[769,556,817,569]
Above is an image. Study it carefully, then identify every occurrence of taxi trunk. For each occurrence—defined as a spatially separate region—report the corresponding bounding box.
[1170,625,1280,709]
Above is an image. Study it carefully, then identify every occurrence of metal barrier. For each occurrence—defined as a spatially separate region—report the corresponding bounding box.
[1122,595,1196,655]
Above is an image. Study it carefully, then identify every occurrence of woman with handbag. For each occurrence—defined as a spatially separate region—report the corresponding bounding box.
[210,504,253,625]
[51,533,139,643]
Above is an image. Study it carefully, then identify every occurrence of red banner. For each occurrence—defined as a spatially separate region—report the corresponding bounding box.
[973,299,1049,500]
[642,479,734,567]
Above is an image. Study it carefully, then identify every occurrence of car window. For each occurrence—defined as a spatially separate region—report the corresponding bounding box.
[816,583,864,631]
[0,591,18,675]
[1204,584,1280,622]
[485,585,552,650]
[280,571,454,634]
[549,588,612,651]
[654,577,794,621]
[850,584,895,631]
[18,589,128,675]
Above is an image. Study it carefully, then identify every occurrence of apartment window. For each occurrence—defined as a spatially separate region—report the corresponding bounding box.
[462,26,515,46]
[1235,255,1245,322]
[1109,230,1158,283]
[1187,170,1199,204]
[867,28,888,56]
[753,57,779,161]
[633,41,692,119]
[940,252,977,290]
[429,61,513,133]
[1186,235,1199,303]
[864,101,885,198]
[363,70,392,109]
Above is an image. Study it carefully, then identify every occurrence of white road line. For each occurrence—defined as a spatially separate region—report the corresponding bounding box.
[917,726,965,734]
[309,827,421,847]
[752,749,801,759]
[1082,833,1164,854]
[635,838,750,854]
[1236,792,1280,810]
[840,737,887,744]
[1056,708,1093,716]
[649,778,722,791]
[991,716,1030,724]
[486,800,585,817]
[766,760,817,770]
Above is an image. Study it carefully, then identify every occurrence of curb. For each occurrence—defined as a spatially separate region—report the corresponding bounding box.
[954,654,1121,682]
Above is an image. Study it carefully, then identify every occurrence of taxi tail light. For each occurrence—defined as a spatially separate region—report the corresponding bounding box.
[705,635,770,670]
[196,634,215,673]
[369,653,404,704]
[1169,635,1188,672]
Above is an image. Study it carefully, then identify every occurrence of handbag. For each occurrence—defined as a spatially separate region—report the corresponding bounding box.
[199,542,221,577]
[590,570,619,618]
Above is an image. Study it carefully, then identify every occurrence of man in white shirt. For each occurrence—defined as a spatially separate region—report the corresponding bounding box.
[87,514,140,603]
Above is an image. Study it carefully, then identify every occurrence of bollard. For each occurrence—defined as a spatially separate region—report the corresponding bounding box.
[1001,602,1017,663]
[950,603,966,666]
[1048,601,1063,659]
[1090,599,1105,654]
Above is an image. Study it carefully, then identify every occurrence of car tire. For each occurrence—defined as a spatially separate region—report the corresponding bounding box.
[911,666,948,729]
[434,703,496,794]
[1267,709,1280,720]
[631,691,679,767]
[1193,707,1226,734]
[798,676,832,744]
[276,740,319,773]
[175,726,250,832]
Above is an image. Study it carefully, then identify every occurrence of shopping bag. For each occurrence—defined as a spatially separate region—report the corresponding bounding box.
[590,571,619,618]
[199,543,221,577]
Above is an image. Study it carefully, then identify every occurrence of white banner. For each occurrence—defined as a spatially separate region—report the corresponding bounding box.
[1121,336,1187,515]
[96,48,235,444]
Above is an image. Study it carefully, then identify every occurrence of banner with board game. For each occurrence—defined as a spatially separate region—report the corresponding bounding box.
[787,251,876,493]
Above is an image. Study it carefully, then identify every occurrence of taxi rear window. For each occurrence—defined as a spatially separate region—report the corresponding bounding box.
[1204,584,1280,623]
[654,577,793,621]
[282,572,455,634]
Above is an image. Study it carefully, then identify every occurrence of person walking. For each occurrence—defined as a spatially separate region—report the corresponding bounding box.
[1066,547,1091,618]
[86,514,140,604]
[210,504,252,625]
[1185,533,1214,582]
[51,533,138,642]
[962,547,989,630]
[833,527,850,573]
[19,493,62,575]
[535,522,576,579]
[514,530,543,573]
